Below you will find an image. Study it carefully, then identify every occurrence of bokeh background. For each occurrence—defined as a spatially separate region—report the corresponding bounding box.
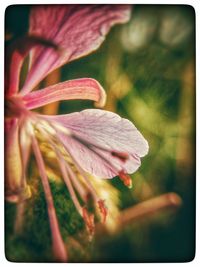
[5,5,195,262]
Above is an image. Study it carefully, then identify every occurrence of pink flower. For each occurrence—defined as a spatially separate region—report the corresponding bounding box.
[5,5,148,262]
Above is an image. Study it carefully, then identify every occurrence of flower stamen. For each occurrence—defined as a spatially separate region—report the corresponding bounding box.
[118,170,133,189]
[31,134,67,262]
[82,207,95,237]
[56,149,83,216]
[64,161,90,204]
[98,199,108,223]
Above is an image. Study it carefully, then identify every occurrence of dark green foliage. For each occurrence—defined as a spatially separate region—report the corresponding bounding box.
[5,180,84,262]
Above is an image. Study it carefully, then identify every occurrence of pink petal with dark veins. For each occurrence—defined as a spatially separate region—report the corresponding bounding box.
[44,109,148,178]
[5,36,58,96]
[23,78,106,109]
[21,4,131,94]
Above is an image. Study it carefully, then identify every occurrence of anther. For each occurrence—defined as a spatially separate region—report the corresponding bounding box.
[98,199,108,223]
[82,207,95,236]
[118,170,132,189]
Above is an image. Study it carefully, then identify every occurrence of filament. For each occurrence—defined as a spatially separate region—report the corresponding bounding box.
[31,133,67,262]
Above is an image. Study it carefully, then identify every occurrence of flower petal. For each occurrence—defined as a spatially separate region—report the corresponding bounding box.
[45,109,148,178]
[23,78,106,110]
[5,35,58,96]
[21,4,131,94]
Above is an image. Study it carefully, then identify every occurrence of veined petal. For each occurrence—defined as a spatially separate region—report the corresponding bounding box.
[23,78,106,110]
[21,4,132,94]
[5,35,58,96]
[44,109,148,178]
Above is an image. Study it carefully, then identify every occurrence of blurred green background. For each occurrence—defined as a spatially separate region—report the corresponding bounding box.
[5,5,195,262]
